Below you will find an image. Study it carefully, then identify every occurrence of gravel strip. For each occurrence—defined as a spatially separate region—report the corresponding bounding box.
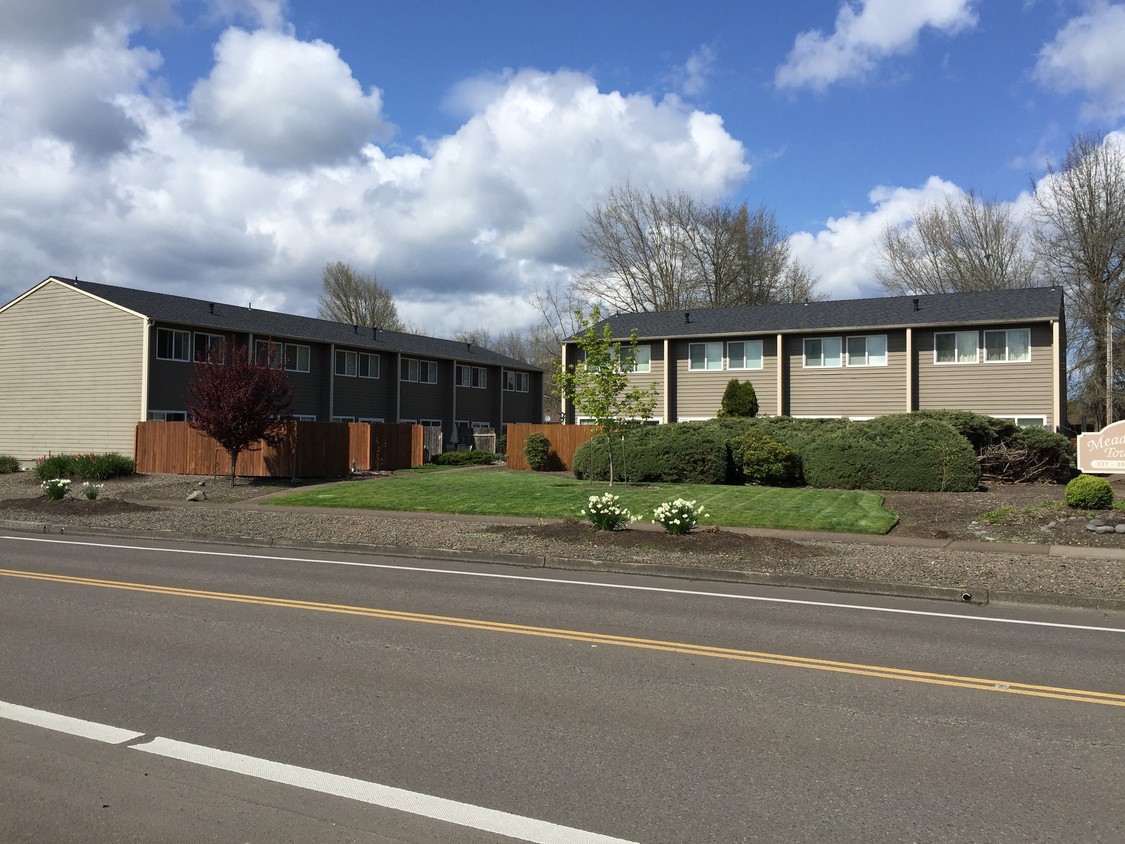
[1,471,1122,605]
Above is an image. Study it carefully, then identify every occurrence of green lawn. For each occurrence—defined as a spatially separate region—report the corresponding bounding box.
[269,468,899,535]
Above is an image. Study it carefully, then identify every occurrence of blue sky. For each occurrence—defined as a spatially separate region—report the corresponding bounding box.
[3,1,1124,336]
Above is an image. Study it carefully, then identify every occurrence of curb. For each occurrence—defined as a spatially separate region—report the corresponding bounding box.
[5,518,1124,612]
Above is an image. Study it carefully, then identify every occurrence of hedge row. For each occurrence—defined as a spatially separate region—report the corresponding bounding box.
[571,412,1075,492]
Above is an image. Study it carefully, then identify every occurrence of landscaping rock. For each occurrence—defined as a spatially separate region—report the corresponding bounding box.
[186,490,206,502]
[1096,525,1116,534]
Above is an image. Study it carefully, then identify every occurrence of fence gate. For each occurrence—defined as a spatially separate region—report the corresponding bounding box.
[422,427,443,462]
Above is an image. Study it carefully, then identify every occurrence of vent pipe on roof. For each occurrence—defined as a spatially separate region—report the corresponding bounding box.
[354,324,358,333]
[684,311,691,324]
[912,297,920,311]
[373,327,378,341]
[209,303,215,315]
[466,342,472,352]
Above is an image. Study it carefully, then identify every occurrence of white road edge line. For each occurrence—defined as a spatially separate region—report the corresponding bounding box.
[0,700,144,744]
[0,699,636,844]
[3,534,1123,634]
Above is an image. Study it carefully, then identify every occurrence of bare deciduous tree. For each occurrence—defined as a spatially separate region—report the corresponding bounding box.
[876,191,1040,296]
[575,184,820,313]
[1034,134,1125,427]
[317,261,404,330]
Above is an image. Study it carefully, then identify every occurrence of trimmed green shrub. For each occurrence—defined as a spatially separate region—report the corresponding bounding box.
[801,415,980,492]
[34,452,135,481]
[523,433,551,470]
[717,379,758,418]
[573,422,733,484]
[496,435,507,457]
[431,450,498,466]
[1065,474,1114,509]
[0,455,20,473]
[731,429,802,486]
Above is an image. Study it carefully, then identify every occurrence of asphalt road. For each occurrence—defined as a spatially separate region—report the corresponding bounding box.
[1,532,1122,843]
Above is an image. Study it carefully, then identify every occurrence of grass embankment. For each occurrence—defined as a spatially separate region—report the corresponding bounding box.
[269,468,899,535]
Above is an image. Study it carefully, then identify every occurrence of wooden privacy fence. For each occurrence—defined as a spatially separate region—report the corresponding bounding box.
[349,423,424,471]
[505,424,601,471]
[135,421,424,477]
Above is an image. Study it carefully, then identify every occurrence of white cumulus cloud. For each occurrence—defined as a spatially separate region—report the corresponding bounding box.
[789,176,965,298]
[0,9,751,338]
[188,28,393,170]
[1035,2,1125,122]
[775,0,978,92]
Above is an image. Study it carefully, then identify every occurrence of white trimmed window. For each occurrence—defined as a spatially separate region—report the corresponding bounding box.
[846,335,887,367]
[156,328,190,362]
[804,337,842,368]
[335,350,357,376]
[456,364,487,388]
[504,370,530,392]
[995,415,1047,428]
[285,344,311,373]
[626,345,651,373]
[332,415,355,422]
[984,329,1031,363]
[727,340,763,370]
[419,418,442,427]
[255,340,310,373]
[147,410,187,421]
[401,358,437,384]
[358,417,383,423]
[292,414,317,421]
[688,342,723,371]
[194,332,225,363]
[358,352,379,379]
[935,331,979,364]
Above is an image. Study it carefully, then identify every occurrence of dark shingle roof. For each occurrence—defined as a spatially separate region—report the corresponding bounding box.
[585,287,1065,341]
[56,277,540,370]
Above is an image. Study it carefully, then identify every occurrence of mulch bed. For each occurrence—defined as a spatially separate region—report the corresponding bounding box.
[0,497,156,516]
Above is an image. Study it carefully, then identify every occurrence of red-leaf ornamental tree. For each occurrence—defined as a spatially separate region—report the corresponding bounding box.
[186,339,293,486]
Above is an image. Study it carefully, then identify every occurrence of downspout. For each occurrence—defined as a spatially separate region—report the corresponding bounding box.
[329,343,336,421]
[140,318,152,422]
[663,339,671,423]
[451,359,458,431]
[560,343,568,423]
[394,351,402,422]
[776,333,783,416]
[1052,320,1061,431]
[905,327,913,412]
[499,367,505,429]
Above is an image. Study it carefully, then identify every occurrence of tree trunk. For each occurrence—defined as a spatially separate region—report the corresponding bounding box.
[229,449,239,487]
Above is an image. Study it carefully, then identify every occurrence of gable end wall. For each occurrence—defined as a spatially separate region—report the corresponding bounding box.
[0,281,144,459]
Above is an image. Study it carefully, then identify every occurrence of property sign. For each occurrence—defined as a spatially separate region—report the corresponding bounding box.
[1077,420,1125,473]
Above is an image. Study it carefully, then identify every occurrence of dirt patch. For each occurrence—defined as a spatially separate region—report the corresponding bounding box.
[485,520,826,569]
[0,497,156,516]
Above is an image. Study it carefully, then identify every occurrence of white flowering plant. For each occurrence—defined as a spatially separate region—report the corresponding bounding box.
[42,478,71,501]
[581,492,639,531]
[82,482,104,500]
[652,498,707,535]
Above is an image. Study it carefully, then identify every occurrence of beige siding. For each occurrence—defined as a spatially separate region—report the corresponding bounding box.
[0,281,143,459]
[673,338,778,418]
[786,331,908,418]
[624,342,665,420]
[916,323,1056,426]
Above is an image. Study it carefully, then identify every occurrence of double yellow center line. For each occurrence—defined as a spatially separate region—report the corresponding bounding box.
[3,567,1123,708]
